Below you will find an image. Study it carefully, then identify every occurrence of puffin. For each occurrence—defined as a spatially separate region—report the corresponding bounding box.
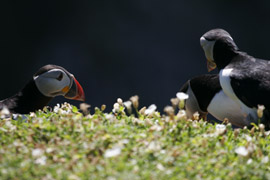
[200,28,270,128]
[0,64,85,114]
[180,74,251,128]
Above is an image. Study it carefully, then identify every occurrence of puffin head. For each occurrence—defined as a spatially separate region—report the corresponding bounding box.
[200,28,239,72]
[33,65,85,101]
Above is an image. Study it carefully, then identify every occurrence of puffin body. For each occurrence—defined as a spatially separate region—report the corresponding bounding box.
[0,64,85,114]
[180,74,254,127]
[200,29,270,127]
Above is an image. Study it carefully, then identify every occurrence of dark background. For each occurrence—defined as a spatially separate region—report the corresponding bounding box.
[2,0,270,111]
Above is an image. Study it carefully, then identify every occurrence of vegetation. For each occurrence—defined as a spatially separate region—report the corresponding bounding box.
[0,97,270,180]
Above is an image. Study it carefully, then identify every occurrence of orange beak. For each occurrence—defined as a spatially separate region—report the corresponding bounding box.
[206,59,217,72]
[64,77,85,101]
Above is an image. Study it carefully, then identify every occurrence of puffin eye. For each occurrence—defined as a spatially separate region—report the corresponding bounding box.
[56,72,63,81]
[204,37,214,41]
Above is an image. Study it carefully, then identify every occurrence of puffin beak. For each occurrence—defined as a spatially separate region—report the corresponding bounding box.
[200,37,217,72]
[206,59,217,72]
[64,77,85,101]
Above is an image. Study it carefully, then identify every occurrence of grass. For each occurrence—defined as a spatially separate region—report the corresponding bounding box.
[0,98,270,180]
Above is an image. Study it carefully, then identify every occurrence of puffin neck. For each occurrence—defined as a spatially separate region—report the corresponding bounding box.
[213,39,239,70]
[11,79,53,114]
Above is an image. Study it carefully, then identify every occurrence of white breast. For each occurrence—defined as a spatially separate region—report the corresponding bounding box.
[207,90,251,127]
[185,83,206,118]
[219,68,258,125]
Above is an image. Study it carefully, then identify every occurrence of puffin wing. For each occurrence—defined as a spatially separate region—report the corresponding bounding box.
[229,57,270,109]
[180,74,220,112]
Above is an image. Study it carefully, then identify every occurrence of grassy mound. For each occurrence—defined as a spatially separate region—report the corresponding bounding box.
[0,100,270,180]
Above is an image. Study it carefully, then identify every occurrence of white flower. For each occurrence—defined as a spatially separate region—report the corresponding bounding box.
[176,92,189,100]
[164,106,174,116]
[176,110,187,120]
[247,143,256,154]
[53,104,60,113]
[215,124,226,135]
[107,177,116,180]
[147,141,161,151]
[170,98,180,107]
[69,174,80,180]
[4,120,16,131]
[112,103,120,113]
[32,148,44,157]
[139,133,147,138]
[139,107,146,115]
[120,139,129,144]
[60,109,69,115]
[130,95,139,109]
[157,163,165,171]
[130,159,137,165]
[235,146,249,157]
[247,159,253,164]
[265,130,270,136]
[46,147,54,153]
[80,103,91,113]
[12,114,27,121]
[104,147,122,158]
[202,133,216,138]
[35,156,47,165]
[0,106,10,118]
[262,156,269,163]
[123,101,132,114]
[53,103,72,114]
[123,101,132,109]
[0,127,7,132]
[117,98,123,105]
[160,150,166,154]
[192,112,200,120]
[257,105,265,118]
[150,125,163,131]
[105,113,116,122]
[145,104,157,116]
[259,124,265,133]
[37,118,44,124]
[245,135,252,142]
[13,141,23,147]
[29,112,36,118]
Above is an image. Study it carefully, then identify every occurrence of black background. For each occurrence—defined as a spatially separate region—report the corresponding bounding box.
[2,0,270,111]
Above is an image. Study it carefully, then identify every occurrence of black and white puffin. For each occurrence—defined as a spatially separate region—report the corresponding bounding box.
[180,74,250,128]
[0,64,85,114]
[200,28,270,127]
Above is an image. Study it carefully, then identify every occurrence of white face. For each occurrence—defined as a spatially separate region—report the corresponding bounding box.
[34,69,73,97]
[200,37,216,62]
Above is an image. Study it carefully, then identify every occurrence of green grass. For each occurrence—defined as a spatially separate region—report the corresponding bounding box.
[0,101,270,180]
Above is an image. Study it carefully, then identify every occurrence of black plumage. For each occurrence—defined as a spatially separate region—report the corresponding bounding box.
[180,74,220,112]
[0,79,53,114]
[226,55,270,109]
